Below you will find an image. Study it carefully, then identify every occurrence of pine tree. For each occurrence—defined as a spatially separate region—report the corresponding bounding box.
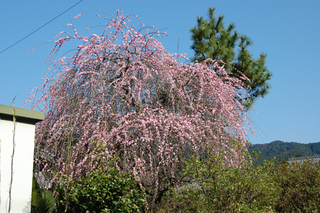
[191,7,272,108]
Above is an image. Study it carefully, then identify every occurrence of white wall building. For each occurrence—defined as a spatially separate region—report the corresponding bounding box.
[0,104,44,213]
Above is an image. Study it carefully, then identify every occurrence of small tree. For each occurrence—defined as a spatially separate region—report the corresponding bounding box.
[26,9,252,210]
[191,7,272,108]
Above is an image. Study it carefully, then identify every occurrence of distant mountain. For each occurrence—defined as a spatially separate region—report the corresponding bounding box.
[247,140,320,165]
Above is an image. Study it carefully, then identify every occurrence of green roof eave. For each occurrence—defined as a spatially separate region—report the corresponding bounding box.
[0,104,45,125]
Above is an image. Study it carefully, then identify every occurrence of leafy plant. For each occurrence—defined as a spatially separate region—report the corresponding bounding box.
[274,158,320,212]
[158,150,320,212]
[159,148,279,212]
[31,176,56,213]
[56,160,146,213]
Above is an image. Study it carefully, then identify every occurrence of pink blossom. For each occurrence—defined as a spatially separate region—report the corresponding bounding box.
[74,13,81,20]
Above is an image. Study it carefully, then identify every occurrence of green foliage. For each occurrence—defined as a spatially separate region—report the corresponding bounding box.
[157,151,320,212]
[274,158,320,212]
[158,151,279,212]
[190,7,272,108]
[52,140,147,212]
[56,165,146,213]
[31,176,56,213]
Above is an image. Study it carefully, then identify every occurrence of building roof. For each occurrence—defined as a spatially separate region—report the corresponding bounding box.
[0,104,45,124]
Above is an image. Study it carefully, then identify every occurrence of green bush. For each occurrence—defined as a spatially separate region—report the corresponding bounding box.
[31,176,56,213]
[274,158,320,212]
[158,151,279,212]
[158,152,320,213]
[56,166,146,213]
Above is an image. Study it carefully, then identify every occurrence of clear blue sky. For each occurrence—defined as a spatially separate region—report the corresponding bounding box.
[1,0,319,144]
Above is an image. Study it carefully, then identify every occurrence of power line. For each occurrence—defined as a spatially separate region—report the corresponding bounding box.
[0,0,83,55]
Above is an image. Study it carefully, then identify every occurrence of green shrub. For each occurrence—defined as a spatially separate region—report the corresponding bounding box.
[159,151,279,212]
[158,153,320,212]
[31,176,56,213]
[56,166,146,213]
[274,158,320,212]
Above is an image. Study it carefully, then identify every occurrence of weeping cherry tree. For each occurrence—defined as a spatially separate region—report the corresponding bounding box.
[25,9,253,209]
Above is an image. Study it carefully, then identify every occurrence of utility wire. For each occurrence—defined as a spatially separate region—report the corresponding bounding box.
[0,0,83,55]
